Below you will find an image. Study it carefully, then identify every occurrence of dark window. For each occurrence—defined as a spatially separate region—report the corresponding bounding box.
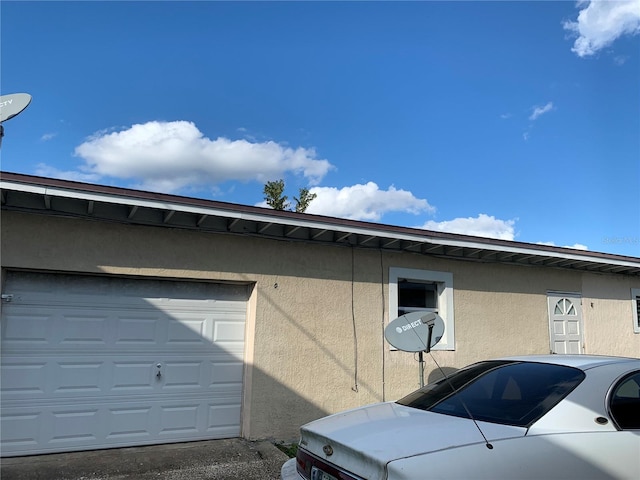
[609,371,640,430]
[397,361,585,428]
[398,279,437,316]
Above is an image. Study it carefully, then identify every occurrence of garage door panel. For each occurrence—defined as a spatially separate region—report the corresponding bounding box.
[1,361,48,397]
[61,314,109,344]
[1,272,248,456]
[214,320,246,342]
[115,317,159,344]
[208,403,242,430]
[2,355,242,400]
[159,403,201,435]
[1,406,102,451]
[113,361,158,391]
[167,318,208,344]
[107,407,153,440]
[54,361,105,394]
[4,308,246,353]
[211,361,244,385]
[1,311,52,344]
[50,408,101,444]
[2,395,243,455]
[162,361,205,389]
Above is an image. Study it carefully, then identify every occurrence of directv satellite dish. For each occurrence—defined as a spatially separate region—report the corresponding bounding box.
[385,312,445,387]
[385,311,444,352]
[0,93,32,123]
[0,93,32,149]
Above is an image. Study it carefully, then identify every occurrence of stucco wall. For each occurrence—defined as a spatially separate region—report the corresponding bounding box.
[582,274,640,354]
[2,211,639,442]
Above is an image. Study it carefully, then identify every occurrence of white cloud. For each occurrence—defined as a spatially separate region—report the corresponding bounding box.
[537,241,589,250]
[35,163,101,183]
[529,102,554,121]
[40,132,57,141]
[62,120,332,192]
[563,0,640,57]
[568,243,589,251]
[420,214,517,241]
[613,54,629,65]
[278,182,435,221]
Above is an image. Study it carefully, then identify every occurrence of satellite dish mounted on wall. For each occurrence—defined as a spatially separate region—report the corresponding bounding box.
[385,311,445,387]
[0,93,33,149]
[385,311,444,352]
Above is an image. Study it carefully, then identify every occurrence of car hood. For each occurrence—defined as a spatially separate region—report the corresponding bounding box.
[299,402,526,480]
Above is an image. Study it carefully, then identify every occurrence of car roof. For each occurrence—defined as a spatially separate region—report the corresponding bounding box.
[495,354,640,370]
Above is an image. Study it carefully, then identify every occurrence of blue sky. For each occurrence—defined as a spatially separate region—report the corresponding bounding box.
[1,1,639,256]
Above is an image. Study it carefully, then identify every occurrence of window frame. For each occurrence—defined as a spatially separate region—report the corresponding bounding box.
[632,288,640,334]
[389,267,455,350]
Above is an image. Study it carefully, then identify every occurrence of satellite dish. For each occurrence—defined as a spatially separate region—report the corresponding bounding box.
[385,311,445,352]
[0,93,32,123]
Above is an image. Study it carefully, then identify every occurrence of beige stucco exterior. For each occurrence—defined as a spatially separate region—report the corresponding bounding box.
[2,210,640,442]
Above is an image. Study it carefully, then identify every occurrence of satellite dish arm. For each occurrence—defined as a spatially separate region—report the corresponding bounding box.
[419,323,435,387]
[425,323,434,354]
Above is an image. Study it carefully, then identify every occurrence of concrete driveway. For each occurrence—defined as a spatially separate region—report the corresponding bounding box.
[1,438,290,480]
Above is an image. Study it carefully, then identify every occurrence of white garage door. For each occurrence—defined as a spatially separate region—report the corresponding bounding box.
[1,272,249,457]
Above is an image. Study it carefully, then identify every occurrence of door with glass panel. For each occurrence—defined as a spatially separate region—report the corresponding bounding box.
[547,292,584,354]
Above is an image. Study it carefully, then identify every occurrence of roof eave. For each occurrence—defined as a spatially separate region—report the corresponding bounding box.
[2,171,639,276]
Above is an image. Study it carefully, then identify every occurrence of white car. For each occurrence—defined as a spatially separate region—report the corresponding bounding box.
[281,355,640,480]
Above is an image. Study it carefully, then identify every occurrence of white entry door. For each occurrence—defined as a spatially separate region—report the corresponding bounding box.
[547,292,584,354]
[1,272,249,457]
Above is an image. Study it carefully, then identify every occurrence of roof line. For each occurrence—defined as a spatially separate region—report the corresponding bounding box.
[1,171,639,269]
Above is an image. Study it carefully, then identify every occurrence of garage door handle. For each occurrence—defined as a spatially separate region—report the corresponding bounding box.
[156,363,162,378]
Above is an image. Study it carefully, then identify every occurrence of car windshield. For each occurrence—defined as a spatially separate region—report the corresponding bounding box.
[397,360,585,427]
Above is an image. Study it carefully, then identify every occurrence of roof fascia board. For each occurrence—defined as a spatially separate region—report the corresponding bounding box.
[2,179,283,222]
[1,182,46,195]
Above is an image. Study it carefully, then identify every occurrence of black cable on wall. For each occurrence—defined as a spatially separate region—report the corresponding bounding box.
[351,246,359,393]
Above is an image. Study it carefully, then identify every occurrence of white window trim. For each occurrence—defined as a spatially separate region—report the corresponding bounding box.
[632,288,640,334]
[389,267,455,350]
